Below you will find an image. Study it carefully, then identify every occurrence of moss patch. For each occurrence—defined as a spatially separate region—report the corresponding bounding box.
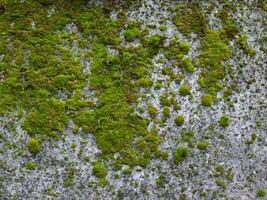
[201,93,213,107]
[173,146,188,163]
[27,138,41,155]
[173,2,208,36]
[175,115,184,127]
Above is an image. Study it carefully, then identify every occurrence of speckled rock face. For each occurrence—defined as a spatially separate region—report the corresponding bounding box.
[0,0,266,200]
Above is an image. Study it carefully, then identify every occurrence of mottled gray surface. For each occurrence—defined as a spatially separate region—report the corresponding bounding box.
[0,0,266,199]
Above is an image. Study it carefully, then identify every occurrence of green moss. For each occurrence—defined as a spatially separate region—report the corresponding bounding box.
[216,8,239,39]
[27,138,41,155]
[163,106,170,119]
[173,101,181,111]
[160,93,171,106]
[198,30,231,95]
[123,168,132,174]
[93,162,107,178]
[245,132,257,145]
[159,25,167,31]
[88,44,161,166]
[147,34,162,47]
[202,134,212,139]
[124,27,141,42]
[198,30,230,68]
[215,180,227,189]
[98,178,109,186]
[160,151,169,160]
[183,57,194,73]
[257,188,266,198]
[48,131,59,141]
[179,84,191,96]
[0,0,167,170]
[218,116,230,127]
[201,93,213,107]
[148,103,158,118]
[173,3,208,36]
[179,41,190,54]
[26,161,37,170]
[175,115,184,126]
[176,53,184,60]
[197,141,208,150]
[173,146,188,163]
[72,125,79,135]
[22,99,68,136]
[156,174,165,186]
[144,34,164,55]
[226,168,233,181]
[236,35,256,56]
[181,130,195,144]
[223,88,233,100]
[64,166,75,187]
[215,165,224,173]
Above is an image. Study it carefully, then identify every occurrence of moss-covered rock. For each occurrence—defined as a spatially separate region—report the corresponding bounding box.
[201,93,213,107]
[179,41,190,54]
[218,116,230,127]
[175,115,184,126]
[197,141,208,150]
[93,162,107,178]
[173,146,188,163]
[27,138,41,155]
[179,84,191,96]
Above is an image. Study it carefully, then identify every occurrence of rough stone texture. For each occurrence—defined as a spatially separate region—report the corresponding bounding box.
[0,0,266,199]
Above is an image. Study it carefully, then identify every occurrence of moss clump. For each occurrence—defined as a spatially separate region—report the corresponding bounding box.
[198,30,231,95]
[176,53,184,60]
[93,162,107,178]
[197,141,208,150]
[163,106,170,118]
[144,34,164,55]
[22,99,68,136]
[181,131,195,145]
[223,88,233,100]
[27,138,41,155]
[156,174,165,186]
[26,161,37,170]
[198,30,231,68]
[183,57,194,73]
[257,188,266,198]
[160,93,171,106]
[245,132,257,145]
[236,35,256,56]
[216,8,239,39]
[64,166,76,187]
[164,37,180,60]
[159,25,167,32]
[124,27,141,42]
[175,115,184,126]
[148,103,158,118]
[173,3,208,36]
[218,116,230,127]
[226,168,233,181]
[179,84,191,96]
[201,93,213,107]
[173,146,188,163]
[215,165,224,173]
[179,41,190,54]
[98,178,109,186]
[215,180,227,189]
[123,168,132,175]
